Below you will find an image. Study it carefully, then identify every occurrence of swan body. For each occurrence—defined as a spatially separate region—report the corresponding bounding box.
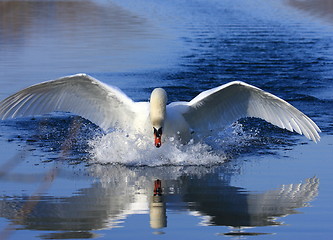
[0,74,321,147]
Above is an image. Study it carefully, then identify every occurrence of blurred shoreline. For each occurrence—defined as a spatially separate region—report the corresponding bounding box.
[288,0,333,24]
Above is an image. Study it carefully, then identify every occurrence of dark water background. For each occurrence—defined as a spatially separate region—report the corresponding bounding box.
[0,0,333,239]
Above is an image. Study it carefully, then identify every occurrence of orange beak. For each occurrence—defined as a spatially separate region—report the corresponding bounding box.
[154,127,163,148]
[154,133,162,148]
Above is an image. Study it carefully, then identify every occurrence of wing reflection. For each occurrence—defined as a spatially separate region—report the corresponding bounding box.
[0,181,147,232]
[0,165,319,238]
[182,176,319,227]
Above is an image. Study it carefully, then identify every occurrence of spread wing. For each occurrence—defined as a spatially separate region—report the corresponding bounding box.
[0,74,136,130]
[182,81,321,142]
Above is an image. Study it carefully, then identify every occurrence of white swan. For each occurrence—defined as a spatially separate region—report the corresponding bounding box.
[0,73,320,147]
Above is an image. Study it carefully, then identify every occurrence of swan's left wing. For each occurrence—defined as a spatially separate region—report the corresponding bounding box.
[0,74,136,131]
[182,81,321,142]
[246,177,319,220]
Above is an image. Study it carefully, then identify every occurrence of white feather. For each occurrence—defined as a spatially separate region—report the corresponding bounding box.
[180,81,320,142]
[0,74,137,131]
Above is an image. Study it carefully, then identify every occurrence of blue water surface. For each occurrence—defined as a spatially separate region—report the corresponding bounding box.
[0,0,333,239]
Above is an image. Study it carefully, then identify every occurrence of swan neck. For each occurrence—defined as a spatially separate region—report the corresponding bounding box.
[150,88,167,128]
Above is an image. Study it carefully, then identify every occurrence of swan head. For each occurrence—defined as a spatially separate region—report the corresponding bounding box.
[150,88,167,148]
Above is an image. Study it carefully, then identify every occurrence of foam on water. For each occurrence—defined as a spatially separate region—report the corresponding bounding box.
[88,132,223,166]
[88,122,252,166]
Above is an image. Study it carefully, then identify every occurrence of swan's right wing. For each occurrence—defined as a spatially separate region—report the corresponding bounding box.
[0,74,136,131]
[182,81,320,142]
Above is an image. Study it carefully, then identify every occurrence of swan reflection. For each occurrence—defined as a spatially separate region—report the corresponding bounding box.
[0,165,318,238]
[150,179,167,229]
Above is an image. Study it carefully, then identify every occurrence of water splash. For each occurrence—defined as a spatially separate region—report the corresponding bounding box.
[88,122,255,166]
[88,132,223,166]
